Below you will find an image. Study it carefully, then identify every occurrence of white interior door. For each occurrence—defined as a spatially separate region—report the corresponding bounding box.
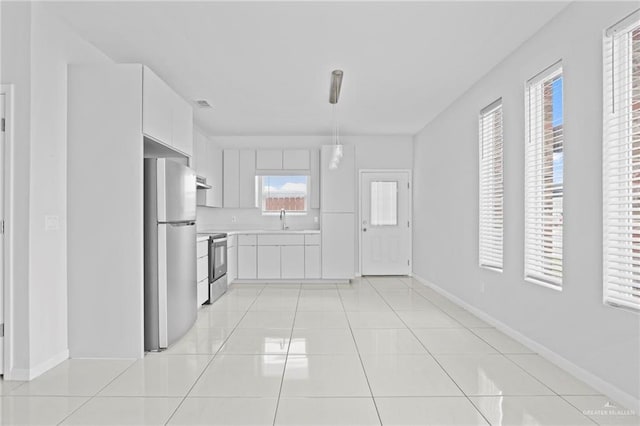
[361,171,411,276]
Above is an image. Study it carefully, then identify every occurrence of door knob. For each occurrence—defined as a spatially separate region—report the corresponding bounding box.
[363,228,367,232]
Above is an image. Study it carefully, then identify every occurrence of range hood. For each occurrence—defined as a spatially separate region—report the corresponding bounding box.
[196,175,212,189]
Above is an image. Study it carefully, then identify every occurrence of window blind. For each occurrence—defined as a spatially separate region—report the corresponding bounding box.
[603,11,640,311]
[479,99,504,271]
[524,62,564,289]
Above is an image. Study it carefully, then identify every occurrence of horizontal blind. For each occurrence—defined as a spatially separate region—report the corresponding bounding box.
[524,62,564,288]
[603,11,640,311]
[479,100,504,270]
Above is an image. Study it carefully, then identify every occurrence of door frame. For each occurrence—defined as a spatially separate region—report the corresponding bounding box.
[1,85,14,378]
[358,169,413,276]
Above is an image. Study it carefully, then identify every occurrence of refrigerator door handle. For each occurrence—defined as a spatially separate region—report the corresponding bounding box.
[167,221,196,227]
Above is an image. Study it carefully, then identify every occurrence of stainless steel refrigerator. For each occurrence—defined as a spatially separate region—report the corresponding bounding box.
[144,158,197,351]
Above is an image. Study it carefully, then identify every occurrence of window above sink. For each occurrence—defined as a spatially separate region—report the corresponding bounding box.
[256,175,309,215]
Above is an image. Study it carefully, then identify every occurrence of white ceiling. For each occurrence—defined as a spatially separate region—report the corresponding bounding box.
[48,1,568,136]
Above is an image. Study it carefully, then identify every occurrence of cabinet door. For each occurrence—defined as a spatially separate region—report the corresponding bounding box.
[171,93,193,157]
[239,150,256,208]
[310,149,320,209]
[257,246,281,279]
[256,150,282,170]
[142,67,173,145]
[321,145,355,213]
[223,150,239,208]
[237,245,257,279]
[208,145,223,208]
[321,213,355,279]
[304,245,321,279]
[281,245,305,279]
[228,245,237,283]
[283,150,310,170]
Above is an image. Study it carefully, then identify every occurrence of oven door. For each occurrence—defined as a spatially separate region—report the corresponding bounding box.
[210,238,227,282]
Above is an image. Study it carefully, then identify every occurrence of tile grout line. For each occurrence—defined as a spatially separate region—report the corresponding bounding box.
[272,283,303,426]
[364,276,494,426]
[337,280,384,426]
[386,277,601,424]
[55,358,140,425]
[163,283,268,426]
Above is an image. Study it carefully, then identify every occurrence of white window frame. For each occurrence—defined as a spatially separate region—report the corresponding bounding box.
[603,10,640,312]
[524,61,564,290]
[479,98,504,272]
[256,174,310,216]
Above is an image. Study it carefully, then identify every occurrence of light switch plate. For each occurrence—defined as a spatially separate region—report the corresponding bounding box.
[45,215,60,231]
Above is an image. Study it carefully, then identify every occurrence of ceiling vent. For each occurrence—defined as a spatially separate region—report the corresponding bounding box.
[194,99,212,109]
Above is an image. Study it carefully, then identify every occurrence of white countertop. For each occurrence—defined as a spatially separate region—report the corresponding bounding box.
[198,229,320,236]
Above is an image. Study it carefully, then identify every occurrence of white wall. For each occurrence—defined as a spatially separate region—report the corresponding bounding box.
[412,1,640,408]
[1,2,112,378]
[197,135,414,274]
[1,1,32,377]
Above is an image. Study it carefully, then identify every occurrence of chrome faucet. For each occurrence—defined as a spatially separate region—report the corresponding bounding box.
[279,209,288,230]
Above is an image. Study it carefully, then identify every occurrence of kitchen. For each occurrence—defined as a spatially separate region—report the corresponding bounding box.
[1,1,639,425]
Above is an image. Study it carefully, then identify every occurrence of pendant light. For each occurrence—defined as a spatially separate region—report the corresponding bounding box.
[329,70,344,170]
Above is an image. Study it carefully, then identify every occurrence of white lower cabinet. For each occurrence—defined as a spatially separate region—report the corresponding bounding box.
[304,245,321,279]
[281,245,305,279]
[196,239,209,307]
[234,232,321,281]
[238,245,257,279]
[228,244,237,283]
[257,246,281,279]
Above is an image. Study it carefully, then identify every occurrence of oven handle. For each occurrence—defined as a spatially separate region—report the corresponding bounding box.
[212,238,227,244]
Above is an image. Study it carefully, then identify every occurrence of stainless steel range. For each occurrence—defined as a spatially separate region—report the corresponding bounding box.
[207,233,228,303]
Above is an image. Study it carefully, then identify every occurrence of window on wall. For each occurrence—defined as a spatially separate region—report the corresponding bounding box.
[524,62,564,289]
[257,175,309,214]
[479,99,504,271]
[603,11,640,311]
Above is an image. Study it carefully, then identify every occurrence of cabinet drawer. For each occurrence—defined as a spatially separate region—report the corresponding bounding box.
[197,256,209,282]
[238,234,257,246]
[304,234,321,246]
[197,279,209,307]
[258,234,304,246]
[197,240,208,258]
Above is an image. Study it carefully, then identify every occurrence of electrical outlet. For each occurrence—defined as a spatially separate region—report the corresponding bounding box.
[231,216,238,223]
[314,216,318,223]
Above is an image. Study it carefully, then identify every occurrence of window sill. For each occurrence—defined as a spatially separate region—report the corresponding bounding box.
[524,275,563,292]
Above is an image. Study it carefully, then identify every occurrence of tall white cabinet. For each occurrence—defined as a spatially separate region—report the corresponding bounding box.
[320,145,356,280]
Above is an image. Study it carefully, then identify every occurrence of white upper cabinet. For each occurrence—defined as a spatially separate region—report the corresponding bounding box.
[142,68,173,145]
[256,150,283,170]
[142,67,193,157]
[321,144,355,213]
[223,149,257,208]
[239,150,256,208]
[223,150,240,208]
[171,92,194,157]
[283,149,310,170]
[194,130,222,208]
[256,149,311,171]
[310,149,320,209]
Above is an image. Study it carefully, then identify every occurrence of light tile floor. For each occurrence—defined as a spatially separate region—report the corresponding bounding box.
[2,276,638,425]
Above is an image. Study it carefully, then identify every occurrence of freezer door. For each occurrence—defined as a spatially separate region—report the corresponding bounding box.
[162,221,197,348]
[157,159,196,223]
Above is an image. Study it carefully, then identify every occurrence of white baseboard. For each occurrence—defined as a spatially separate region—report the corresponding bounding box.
[6,349,68,381]
[412,274,640,413]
